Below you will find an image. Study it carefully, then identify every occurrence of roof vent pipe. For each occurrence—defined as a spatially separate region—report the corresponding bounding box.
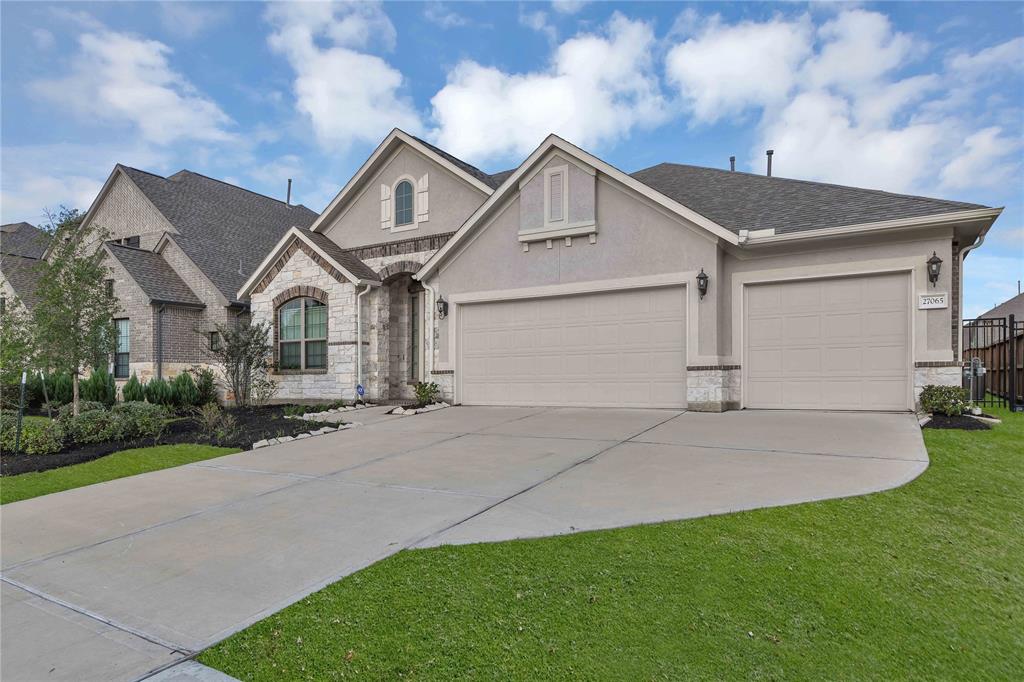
[729,156,735,172]
[286,178,292,206]
[766,150,774,177]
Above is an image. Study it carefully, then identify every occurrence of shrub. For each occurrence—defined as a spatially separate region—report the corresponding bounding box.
[56,401,106,423]
[171,373,199,409]
[0,414,65,455]
[50,372,73,406]
[81,368,116,406]
[189,366,218,406]
[111,401,167,442]
[194,402,238,445]
[66,409,115,444]
[250,368,278,408]
[920,385,969,417]
[208,321,273,407]
[413,381,441,407]
[144,377,175,407]
[122,373,145,402]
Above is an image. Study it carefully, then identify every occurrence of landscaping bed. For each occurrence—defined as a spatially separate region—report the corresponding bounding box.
[1,405,341,476]
[923,413,992,430]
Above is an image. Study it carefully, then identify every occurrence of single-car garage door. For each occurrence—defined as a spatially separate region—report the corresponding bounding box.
[459,286,686,408]
[745,273,910,411]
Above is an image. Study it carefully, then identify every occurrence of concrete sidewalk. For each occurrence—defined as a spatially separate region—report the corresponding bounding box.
[1,407,927,681]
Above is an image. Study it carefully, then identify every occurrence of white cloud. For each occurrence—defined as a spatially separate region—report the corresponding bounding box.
[551,1,588,15]
[158,1,227,39]
[963,251,1024,318]
[29,28,234,145]
[430,13,667,163]
[519,8,557,44]
[264,1,421,149]
[0,143,169,224]
[423,2,468,29]
[665,15,813,123]
[940,127,1022,191]
[947,37,1024,78]
[31,28,54,50]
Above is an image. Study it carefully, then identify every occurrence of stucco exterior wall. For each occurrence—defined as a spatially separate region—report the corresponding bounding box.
[321,146,489,249]
[88,172,175,250]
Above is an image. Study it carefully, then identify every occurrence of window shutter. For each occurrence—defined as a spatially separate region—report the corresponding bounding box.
[417,174,429,222]
[549,172,563,222]
[380,184,392,229]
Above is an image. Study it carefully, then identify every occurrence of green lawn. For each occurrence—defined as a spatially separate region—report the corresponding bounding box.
[201,406,1023,680]
[1,444,238,504]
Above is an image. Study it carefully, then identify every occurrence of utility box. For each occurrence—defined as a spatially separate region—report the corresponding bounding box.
[963,358,987,402]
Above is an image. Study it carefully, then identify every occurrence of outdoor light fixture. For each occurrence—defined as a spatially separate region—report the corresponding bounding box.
[927,252,943,287]
[436,295,449,319]
[696,268,710,300]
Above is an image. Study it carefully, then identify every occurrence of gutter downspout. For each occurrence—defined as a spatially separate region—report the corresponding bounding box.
[957,231,987,362]
[356,284,373,397]
[156,304,166,380]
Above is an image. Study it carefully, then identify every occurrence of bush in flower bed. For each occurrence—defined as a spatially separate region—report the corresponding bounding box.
[920,385,970,417]
[55,401,107,422]
[123,373,145,402]
[57,401,168,447]
[0,411,66,456]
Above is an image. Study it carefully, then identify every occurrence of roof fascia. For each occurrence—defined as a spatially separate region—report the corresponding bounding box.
[416,135,738,280]
[236,227,381,300]
[310,129,494,234]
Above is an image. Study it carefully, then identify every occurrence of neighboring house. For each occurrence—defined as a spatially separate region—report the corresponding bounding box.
[240,130,1001,411]
[977,292,1024,321]
[81,165,318,383]
[0,221,49,310]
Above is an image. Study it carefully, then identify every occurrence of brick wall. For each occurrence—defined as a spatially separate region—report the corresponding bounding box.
[89,171,175,250]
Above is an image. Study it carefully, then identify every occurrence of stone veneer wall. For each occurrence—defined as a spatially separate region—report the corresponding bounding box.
[250,248,358,401]
[914,362,962,410]
[686,366,741,412]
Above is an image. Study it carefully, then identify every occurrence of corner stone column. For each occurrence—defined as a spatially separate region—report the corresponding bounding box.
[686,365,741,412]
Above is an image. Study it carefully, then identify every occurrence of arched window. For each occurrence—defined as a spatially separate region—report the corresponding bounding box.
[394,180,414,226]
[278,298,327,370]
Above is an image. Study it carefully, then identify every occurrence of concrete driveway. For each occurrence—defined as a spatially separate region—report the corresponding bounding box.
[1,406,927,681]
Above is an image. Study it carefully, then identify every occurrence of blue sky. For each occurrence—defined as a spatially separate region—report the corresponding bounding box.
[2,1,1021,316]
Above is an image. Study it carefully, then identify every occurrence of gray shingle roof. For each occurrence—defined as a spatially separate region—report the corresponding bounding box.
[304,231,379,282]
[118,166,319,303]
[1,222,49,259]
[0,254,45,308]
[410,136,514,190]
[978,292,1024,321]
[630,163,988,235]
[106,243,204,307]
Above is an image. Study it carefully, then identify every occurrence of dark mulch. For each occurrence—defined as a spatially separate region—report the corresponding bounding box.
[923,414,992,431]
[1,405,341,477]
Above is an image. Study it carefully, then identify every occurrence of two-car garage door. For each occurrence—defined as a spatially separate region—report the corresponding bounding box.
[459,286,686,408]
[744,273,911,411]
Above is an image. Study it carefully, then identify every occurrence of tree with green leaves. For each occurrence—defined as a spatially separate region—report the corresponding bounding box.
[207,321,274,408]
[0,296,37,407]
[31,207,121,416]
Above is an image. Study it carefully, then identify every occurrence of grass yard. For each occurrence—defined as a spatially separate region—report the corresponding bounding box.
[201,406,1023,680]
[0,444,238,504]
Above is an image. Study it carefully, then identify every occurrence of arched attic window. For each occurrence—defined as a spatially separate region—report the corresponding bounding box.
[394,180,414,226]
[278,297,327,370]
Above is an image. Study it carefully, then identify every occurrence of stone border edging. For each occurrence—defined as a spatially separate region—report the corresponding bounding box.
[389,402,450,416]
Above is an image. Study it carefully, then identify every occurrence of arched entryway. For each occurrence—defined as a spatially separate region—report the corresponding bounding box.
[377,262,425,402]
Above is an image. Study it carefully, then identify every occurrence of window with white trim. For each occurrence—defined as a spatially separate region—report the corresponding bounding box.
[278,298,327,370]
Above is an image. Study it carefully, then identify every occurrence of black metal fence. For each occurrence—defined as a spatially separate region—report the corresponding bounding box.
[962,314,1021,411]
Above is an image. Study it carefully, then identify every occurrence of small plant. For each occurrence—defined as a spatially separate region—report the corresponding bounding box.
[111,401,168,442]
[283,404,306,417]
[193,402,240,445]
[122,373,145,402]
[80,368,116,406]
[56,401,107,425]
[920,385,969,417]
[250,368,278,408]
[144,377,175,407]
[189,366,218,406]
[171,372,200,409]
[0,414,65,455]
[413,381,441,407]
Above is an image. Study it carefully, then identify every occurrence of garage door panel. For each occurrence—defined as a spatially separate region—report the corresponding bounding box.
[460,286,686,408]
[745,274,910,411]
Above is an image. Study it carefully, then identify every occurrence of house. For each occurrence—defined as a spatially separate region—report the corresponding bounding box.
[239,130,1001,411]
[976,292,1024,322]
[1,221,49,310]
[80,165,318,383]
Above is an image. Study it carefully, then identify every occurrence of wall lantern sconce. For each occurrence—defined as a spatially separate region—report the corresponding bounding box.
[926,252,943,287]
[696,268,710,300]
[436,295,449,319]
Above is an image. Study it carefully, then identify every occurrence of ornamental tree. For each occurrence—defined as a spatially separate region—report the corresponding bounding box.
[31,208,121,416]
